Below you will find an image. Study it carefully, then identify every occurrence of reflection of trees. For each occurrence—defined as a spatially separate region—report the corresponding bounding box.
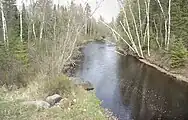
[118,55,188,120]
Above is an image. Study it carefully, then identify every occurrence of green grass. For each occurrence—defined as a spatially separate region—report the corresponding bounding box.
[0,76,108,120]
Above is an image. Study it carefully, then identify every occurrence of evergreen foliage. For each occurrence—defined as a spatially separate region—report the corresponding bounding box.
[170,40,188,68]
[0,0,109,87]
[116,0,188,68]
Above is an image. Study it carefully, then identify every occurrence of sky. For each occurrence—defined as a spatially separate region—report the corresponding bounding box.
[17,0,120,23]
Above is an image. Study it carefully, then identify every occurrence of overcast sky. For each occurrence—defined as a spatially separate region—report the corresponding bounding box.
[17,0,120,23]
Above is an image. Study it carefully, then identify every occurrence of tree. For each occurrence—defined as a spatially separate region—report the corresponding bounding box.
[0,0,8,47]
[84,3,91,35]
[114,0,174,57]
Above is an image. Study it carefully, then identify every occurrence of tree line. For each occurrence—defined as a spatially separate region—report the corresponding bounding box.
[0,0,109,88]
[113,0,188,68]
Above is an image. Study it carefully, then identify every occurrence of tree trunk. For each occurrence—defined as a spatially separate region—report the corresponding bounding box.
[145,0,150,56]
[39,13,45,44]
[0,0,8,47]
[128,0,143,57]
[119,0,140,56]
[20,3,23,42]
[167,0,171,50]
[39,1,46,44]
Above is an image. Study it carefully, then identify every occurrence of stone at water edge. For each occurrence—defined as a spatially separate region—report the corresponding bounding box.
[81,81,94,91]
[46,94,62,106]
[69,77,94,91]
[22,100,50,109]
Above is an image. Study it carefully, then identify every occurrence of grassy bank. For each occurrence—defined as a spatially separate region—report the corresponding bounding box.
[144,49,188,79]
[0,75,109,120]
[118,43,188,79]
[0,41,114,120]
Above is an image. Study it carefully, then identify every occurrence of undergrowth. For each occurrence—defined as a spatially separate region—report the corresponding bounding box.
[0,75,109,120]
[170,40,188,68]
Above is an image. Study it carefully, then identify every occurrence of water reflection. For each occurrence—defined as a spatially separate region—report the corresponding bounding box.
[76,41,188,120]
[119,55,188,120]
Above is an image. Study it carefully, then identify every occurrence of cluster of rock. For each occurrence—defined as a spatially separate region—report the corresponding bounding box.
[22,94,62,109]
[22,79,94,109]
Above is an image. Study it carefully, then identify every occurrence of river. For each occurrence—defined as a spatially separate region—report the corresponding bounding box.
[75,41,188,120]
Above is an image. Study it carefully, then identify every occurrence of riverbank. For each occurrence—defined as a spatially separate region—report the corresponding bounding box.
[144,50,188,78]
[0,39,116,120]
[117,47,188,83]
[62,39,106,76]
[0,74,116,120]
[122,50,188,83]
[128,54,188,83]
[0,76,110,120]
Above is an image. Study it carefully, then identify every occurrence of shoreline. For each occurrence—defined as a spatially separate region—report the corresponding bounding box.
[126,54,188,85]
[117,46,188,85]
[63,40,117,120]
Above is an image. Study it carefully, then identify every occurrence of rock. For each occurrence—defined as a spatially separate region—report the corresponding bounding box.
[46,94,62,106]
[70,77,94,91]
[80,81,94,91]
[22,100,50,109]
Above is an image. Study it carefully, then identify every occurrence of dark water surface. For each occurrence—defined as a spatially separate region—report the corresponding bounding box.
[76,41,188,120]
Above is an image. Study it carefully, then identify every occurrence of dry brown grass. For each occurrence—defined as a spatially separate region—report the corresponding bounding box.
[0,75,111,120]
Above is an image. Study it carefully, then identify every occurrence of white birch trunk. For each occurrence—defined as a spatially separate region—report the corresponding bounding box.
[154,19,160,48]
[39,1,46,44]
[118,0,140,56]
[53,10,56,41]
[128,0,143,57]
[20,3,23,42]
[32,22,37,40]
[164,20,168,47]
[0,0,8,47]
[155,0,167,48]
[137,0,143,40]
[100,20,135,52]
[39,13,45,43]
[167,0,171,50]
[145,0,150,56]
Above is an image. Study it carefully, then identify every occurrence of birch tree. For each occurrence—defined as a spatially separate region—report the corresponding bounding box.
[113,0,174,58]
[39,0,47,44]
[19,1,23,42]
[167,0,171,50]
[0,0,8,47]
[145,0,150,56]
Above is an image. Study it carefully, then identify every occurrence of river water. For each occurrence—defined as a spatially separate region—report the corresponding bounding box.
[75,41,188,120]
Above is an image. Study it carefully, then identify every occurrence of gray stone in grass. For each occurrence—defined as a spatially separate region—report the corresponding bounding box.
[22,100,50,109]
[46,94,62,106]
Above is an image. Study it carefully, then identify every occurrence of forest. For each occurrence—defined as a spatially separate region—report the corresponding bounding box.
[0,0,111,120]
[114,0,188,73]
[0,0,110,87]
[0,0,188,119]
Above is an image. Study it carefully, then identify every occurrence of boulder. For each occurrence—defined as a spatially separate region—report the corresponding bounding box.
[80,81,94,91]
[69,77,94,91]
[46,94,62,106]
[22,100,50,109]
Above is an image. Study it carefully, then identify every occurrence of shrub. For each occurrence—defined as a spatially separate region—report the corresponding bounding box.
[170,40,188,68]
[42,75,74,96]
[0,39,29,89]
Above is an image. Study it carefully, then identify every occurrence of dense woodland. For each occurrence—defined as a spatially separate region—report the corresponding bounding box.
[0,0,188,88]
[114,0,188,69]
[0,0,110,88]
[0,0,188,119]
